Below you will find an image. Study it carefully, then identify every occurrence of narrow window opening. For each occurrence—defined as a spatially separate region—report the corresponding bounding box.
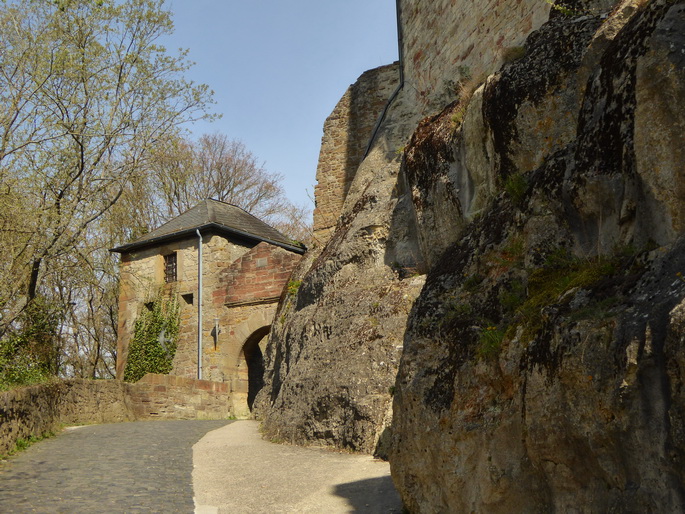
[182,293,194,305]
[164,253,177,283]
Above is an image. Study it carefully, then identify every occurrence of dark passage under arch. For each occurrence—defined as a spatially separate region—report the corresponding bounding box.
[241,326,269,411]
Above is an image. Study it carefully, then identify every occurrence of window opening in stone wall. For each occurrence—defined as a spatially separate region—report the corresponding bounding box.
[181,293,193,305]
[164,253,177,283]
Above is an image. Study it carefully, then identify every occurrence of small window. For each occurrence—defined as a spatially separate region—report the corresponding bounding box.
[164,253,177,283]
[182,293,194,305]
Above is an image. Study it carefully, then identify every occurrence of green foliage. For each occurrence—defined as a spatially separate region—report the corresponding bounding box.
[501,46,527,63]
[0,0,215,378]
[499,279,526,314]
[544,0,582,16]
[477,326,505,361]
[0,296,60,390]
[464,274,485,292]
[123,294,179,383]
[1,431,55,460]
[286,280,302,297]
[513,255,619,345]
[504,173,529,207]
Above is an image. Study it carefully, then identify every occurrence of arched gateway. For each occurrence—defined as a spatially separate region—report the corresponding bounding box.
[110,199,304,417]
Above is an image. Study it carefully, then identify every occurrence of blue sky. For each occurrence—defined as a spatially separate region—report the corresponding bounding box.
[163,1,399,217]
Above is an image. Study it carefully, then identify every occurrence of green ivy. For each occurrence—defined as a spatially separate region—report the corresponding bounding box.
[123,293,180,383]
[0,296,59,390]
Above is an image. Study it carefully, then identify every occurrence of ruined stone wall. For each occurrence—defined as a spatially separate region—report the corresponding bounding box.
[0,379,135,456]
[400,0,551,113]
[311,0,552,243]
[312,63,400,241]
[0,375,233,456]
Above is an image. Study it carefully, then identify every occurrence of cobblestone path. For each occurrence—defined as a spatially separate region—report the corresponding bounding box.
[0,420,230,513]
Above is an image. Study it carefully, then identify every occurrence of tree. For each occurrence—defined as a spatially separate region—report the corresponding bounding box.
[0,0,215,379]
[147,132,313,242]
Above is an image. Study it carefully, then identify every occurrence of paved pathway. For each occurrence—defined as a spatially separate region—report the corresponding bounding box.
[0,420,229,513]
[0,420,402,513]
[193,421,401,513]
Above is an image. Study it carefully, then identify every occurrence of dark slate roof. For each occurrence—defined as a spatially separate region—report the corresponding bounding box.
[110,199,305,254]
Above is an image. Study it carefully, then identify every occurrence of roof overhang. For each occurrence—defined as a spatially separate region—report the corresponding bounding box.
[109,222,306,255]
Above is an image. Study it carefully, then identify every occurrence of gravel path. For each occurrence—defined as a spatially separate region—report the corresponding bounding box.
[193,420,402,513]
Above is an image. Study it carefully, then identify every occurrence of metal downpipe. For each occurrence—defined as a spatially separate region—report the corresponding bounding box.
[196,229,203,380]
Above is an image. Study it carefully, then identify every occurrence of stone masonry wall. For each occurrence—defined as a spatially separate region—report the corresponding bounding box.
[0,375,232,456]
[312,63,400,241]
[127,374,230,420]
[400,0,550,113]
[0,379,135,456]
[115,233,252,379]
[216,242,301,307]
[311,0,550,243]
[171,234,253,379]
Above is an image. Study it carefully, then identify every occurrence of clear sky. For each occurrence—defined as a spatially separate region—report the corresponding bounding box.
[163,1,399,218]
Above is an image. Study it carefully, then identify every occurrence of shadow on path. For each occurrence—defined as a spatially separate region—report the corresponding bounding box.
[0,420,230,513]
[333,475,404,513]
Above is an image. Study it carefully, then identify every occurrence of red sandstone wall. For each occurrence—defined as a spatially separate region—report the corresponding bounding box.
[215,242,301,307]
[128,374,230,420]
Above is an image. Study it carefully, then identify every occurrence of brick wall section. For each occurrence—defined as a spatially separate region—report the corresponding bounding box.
[216,242,301,306]
[312,63,400,241]
[128,374,230,420]
[400,0,550,112]
[0,375,232,456]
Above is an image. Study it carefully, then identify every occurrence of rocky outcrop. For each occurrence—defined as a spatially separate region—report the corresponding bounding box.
[390,1,685,511]
[256,0,685,509]
[255,70,426,453]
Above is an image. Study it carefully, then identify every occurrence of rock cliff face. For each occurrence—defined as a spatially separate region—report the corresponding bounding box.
[391,0,685,511]
[254,64,426,454]
[258,0,685,510]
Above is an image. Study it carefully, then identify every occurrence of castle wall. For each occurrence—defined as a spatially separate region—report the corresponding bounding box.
[312,63,400,241]
[0,376,233,456]
[400,0,550,112]
[311,1,551,243]
[115,233,251,380]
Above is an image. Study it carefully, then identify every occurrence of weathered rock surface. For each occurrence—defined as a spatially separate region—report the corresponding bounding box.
[256,0,685,510]
[255,69,426,454]
[390,1,685,511]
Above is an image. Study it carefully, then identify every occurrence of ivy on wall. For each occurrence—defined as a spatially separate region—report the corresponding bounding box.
[123,293,180,383]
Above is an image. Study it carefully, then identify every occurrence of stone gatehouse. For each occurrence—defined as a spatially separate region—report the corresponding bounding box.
[111,199,304,416]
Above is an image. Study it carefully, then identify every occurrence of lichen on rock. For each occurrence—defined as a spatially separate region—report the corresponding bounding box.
[390,1,685,511]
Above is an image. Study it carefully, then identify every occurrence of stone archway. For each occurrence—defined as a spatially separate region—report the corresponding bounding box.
[228,309,276,418]
[239,326,269,411]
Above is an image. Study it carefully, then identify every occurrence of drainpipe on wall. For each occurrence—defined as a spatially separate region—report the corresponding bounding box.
[362,0,405,159]
[196,229,203,381]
